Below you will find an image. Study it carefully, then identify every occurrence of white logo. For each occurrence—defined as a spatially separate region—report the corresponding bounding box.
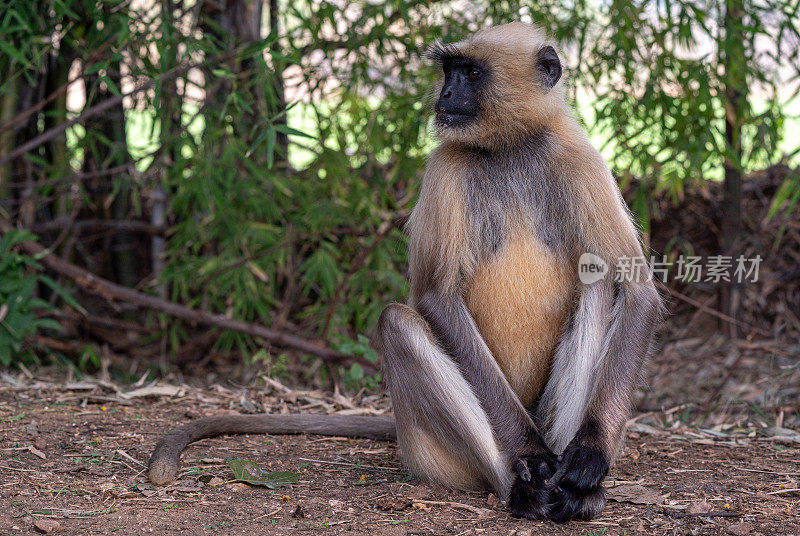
[578,253,608,284]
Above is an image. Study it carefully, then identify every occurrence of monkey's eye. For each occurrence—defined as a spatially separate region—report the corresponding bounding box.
[468,68,481,81]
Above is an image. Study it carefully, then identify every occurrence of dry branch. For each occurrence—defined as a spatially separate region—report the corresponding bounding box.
[29,218,164,236]
[5,224,376,372]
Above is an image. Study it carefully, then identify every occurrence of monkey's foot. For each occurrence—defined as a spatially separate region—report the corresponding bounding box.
[548,484,606,522]
[507,457,553,520]
[546,443,609,522]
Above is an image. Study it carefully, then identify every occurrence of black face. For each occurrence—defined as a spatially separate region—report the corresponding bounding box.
[434,58,487,127]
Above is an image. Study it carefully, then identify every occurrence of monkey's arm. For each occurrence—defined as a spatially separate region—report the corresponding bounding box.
[148,414,395,485]
[580,281,661,455]
[415,289,557,517]
[416,289,555,466]
[546,279,661,522]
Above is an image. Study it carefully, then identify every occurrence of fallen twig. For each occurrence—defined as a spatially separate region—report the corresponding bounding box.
[413,500,496,517]
[297,457,401,472]
[765,488,800,495]
[663,510,742,519]
[115,449,147,467]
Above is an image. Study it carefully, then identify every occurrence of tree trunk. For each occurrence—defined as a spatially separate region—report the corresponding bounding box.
[45,49,73,222]
[720,0,748,336]
[13,63,50,230]
[82,66,136,287]
[269,0,289,162]
[201,0,276,164]
[0,70,19,202]
[152,0,183,299]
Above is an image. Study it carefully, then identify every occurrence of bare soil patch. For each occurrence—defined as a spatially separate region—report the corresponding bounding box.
[1,378,798,536]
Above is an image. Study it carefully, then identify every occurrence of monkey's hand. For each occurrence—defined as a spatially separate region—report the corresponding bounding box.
[507,447,557,520]
[546,440,609,523]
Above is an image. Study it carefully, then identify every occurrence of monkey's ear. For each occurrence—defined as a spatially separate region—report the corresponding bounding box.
[536,45,562,90]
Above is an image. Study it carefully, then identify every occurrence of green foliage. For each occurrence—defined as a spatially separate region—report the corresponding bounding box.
[157,2,432,363]
[336,335,381,390]
[226,458,299,488]
[1,0,798,377]
[0,231,61,366]
[768,170,800,220]
[540,0,799,200]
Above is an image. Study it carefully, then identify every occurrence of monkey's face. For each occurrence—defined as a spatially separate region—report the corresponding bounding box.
[434,57,487,129]
[427,23,566,150]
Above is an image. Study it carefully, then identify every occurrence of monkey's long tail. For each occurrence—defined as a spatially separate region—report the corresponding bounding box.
[148,414,397,485]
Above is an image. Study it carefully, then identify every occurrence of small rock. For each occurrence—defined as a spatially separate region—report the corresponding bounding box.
[292,505,305,518]
[473,506,496,519]
[628,422,664,435]
[668,482,694,494]
[687,501,713,514]
[606,484,664,505]
[26,420,39,436]
[727,522,751,536]
[239,396,258,413]
[171,479,203,492]
[516,530,533,536]
[407,485,432,500]
[487,493,503,508]
[375,495,410,511]
[702,482,726,494]
[33,519,61,533]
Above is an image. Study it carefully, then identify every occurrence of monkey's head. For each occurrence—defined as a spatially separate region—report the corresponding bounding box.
[427,23,567,149]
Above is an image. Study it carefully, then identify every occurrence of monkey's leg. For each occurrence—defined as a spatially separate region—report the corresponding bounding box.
[378,303,515,496]
[381,299,556,519]
[539,281,661,522]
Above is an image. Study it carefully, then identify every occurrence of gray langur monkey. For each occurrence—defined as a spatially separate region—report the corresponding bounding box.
[148,22,662,523]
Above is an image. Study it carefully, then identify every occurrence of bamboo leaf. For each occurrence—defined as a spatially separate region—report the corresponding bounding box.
[226,458,299,488]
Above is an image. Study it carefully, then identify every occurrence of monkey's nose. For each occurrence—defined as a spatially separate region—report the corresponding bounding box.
[441,87,452,99]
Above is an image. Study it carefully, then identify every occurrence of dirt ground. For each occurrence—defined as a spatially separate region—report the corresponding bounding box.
[1,375,798,536]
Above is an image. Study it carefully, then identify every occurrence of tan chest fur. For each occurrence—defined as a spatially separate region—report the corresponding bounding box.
[464,231,575,407]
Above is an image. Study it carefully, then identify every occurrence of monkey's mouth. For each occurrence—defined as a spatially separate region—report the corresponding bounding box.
[435,110,477,128]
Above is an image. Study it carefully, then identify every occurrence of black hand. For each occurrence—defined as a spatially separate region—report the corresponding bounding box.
[546,441,609,522]
[508,443,558,520]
